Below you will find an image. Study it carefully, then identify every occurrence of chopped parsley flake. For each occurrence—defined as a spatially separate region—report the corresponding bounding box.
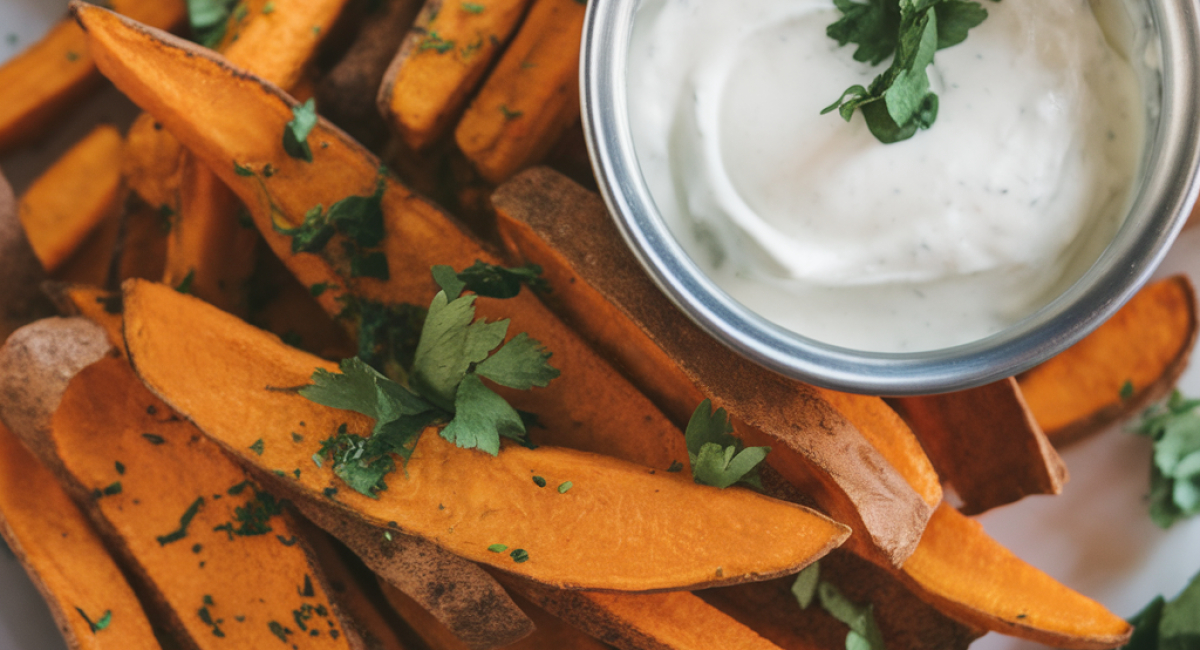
[532,476,546,487]
[115,461,125,475]
[142,433,165,445]
[76,607,112,633]
[557,481,573,494]
[685,399,769,490]
[283,98,318,162]
[461,2,484,12]
[156,497,205,546]
[249,439,265,455]
[510,548,529,563]
[488,544,508,553]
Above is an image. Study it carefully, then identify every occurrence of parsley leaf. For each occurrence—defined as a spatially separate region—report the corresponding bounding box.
[1120,568,1200,650]
[301,268,559,497]
[283,98,318,163]
[793,562,887,650]
[824,0,992,143]
[76,607,113,633]
[1133,391,1200,528]
[475,333,559,390]
[440,373,526,455]
[685,399,770,490]
[186,0,238,48]
[410,292,509,409]
[454,261,550,299]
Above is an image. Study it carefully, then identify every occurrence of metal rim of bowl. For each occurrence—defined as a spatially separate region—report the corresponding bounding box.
[580,0,1200,396]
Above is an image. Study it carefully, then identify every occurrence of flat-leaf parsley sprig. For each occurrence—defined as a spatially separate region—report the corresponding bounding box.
[300,267,560,498]
[685,399,770,490]
[1132,390,1200,528]
[823,0,996,144]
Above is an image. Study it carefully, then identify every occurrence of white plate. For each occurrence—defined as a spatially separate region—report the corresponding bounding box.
[1,2,1198,648]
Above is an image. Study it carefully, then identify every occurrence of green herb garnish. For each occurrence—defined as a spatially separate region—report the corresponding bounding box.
[175,269,196,295]
[685,399,769,490]
[792,562,886,650]
[1133,391,1200,528]
[488,543,508,553]
[419,32,454,53]
[142,433,165,445]
[249,439,265,456]
[76,607,113,633]
[510,548,530,563]
[823,0,994,143]
[283,98,318,162]
[186,0,239,48]
[532,476,546,487]
[1120,568,1200,650]
[461,2,484,13]
[156,497,205,546]
[300,269,559,498]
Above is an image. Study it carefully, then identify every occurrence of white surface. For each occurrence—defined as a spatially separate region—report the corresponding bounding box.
[1,1,1199,649]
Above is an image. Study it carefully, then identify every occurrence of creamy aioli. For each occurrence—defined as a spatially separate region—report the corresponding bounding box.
[628,0,1145,352]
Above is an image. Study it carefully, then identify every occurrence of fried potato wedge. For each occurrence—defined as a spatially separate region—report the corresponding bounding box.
[0,421,161,650]
[0,168,56,341]
[1018,275,1198,446]
[74,1,690,472]
[890,377,1068,515]
[454,0,584,183]
[18,124,123,272]
[506,578,786,650]
[121,278,849,592]
[380,0,534,151]
[699,550,983,650]
[900,503,1132,650]
[380,579,602,650]
[305,528,413,650]
[0,318,363,650]
[490,167,935,567]
[0,0,185,153]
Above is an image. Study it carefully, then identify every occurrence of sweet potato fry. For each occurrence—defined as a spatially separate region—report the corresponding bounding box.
[117,199,170,283]
[122,113,185,212]
[121,279,849,592]
[1017,275,1198,446]
[75,2,690,471]
[51,283,526,650]
[305,529,412,650]
[0,318,364,650]
[282,478,536,650]
[18,124,124,272]
[380,0,534,151]
[318,0,422,149]
[698,550,982,650]
[45,284,124,349]
[454,0,584,183]
[380,579,604,650]
[889,378,1067,515]
[0,0,185,153]
[0,168,56,341]
[0,421,161,650]
[490,167,936,567]
[50,208,121,288]
[162,154,258,314]
[900,503,1132,650]
[506,578,786,650]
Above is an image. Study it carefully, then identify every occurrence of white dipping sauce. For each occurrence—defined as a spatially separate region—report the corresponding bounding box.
[628,0,1145,352]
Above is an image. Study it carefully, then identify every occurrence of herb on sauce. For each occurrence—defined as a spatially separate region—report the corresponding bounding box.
[1133,391,1200,528]
[686,399,769,490]
[156,497,205,546]
[283,98,318,163]
[792,562,886,650]
[823,0,995,143]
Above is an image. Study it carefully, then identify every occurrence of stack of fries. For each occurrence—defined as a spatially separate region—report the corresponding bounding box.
[0,2,1195,649]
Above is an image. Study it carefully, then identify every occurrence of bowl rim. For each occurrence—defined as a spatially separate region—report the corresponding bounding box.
[580,0,1200,396]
